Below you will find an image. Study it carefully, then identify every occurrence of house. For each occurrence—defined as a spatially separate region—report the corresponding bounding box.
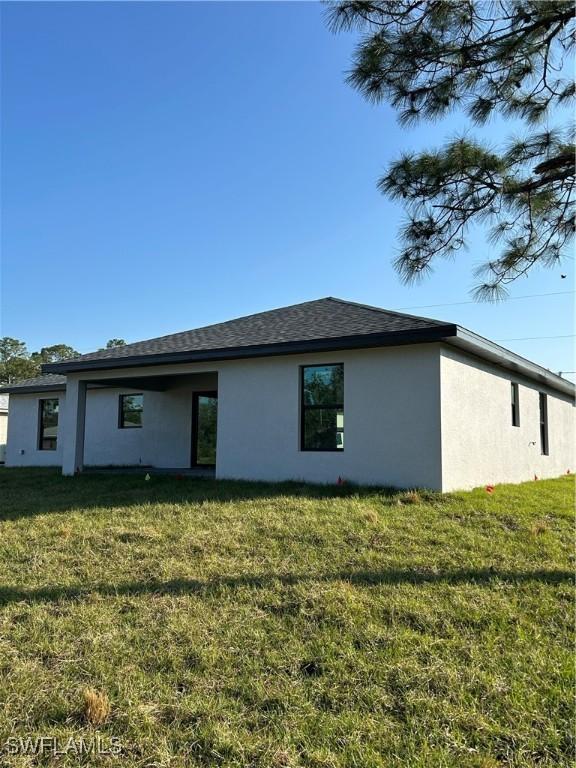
[1,297,574,491]
[0,394,8,463]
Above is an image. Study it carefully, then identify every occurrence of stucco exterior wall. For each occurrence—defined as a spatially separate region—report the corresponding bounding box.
[5,391,66,467]
[5,375,218,470]
[216,345,443,488]
[83,385,194,468]
[440,345,575,491]
[5,343,573,490]
[80,373,217,468]
[48,348,441,485]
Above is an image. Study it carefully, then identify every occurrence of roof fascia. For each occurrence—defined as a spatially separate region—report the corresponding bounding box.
[447,327,575,398]
[0,384,67,395]
[42,325,458,375]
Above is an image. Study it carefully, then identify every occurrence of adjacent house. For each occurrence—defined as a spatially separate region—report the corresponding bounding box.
[0,394,8,463]
[1,297,573,491]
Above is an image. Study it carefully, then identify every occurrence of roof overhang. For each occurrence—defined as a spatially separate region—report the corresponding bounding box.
[0,383,66,395]
[447,327,575,398]
[8,322,572,399]
[42,325,459,374]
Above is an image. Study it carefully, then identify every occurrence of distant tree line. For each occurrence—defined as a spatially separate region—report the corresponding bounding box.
[0,337,126,385]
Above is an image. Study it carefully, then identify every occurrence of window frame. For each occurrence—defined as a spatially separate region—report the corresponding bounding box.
[191,390,218,468]
[511,382,520,427]
[539,392,549,455]
[38,397,59,451]
[300,363,344,452]
[118,393,144,429]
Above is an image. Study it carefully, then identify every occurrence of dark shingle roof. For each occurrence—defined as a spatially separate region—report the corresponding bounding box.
[0,374,67,394]
[43,297,454,373]
[3,298,573,397]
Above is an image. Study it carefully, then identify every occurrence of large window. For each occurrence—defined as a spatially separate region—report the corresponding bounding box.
[39,398,59,450]
[301,364,344,451]
[119,394,144,428]
[511,382,520,427]
[539,392,549,455]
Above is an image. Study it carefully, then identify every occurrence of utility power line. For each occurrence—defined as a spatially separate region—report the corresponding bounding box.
[395,290,575,311]
[495,334,575,342]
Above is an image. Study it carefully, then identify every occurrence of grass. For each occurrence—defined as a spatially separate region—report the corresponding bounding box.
[0,468,573,767]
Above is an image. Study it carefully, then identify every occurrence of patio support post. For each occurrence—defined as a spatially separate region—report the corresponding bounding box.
[61,379,87,475]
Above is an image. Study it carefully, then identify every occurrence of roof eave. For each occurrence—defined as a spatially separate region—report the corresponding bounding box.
[0,383,67,395]
[447,327,575,398]
[42,325,458,374]
[8,324,573,398]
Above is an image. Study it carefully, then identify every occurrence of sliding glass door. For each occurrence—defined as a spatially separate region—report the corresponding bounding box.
[192,392,217,467]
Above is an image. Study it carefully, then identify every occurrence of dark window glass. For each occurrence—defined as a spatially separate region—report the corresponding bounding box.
[119,394,143,428]
[303,408,344,451]
[301,364,344,451]
[39,398,59,450]
[511,382,520,427]
[195,395,218,466]
[303,364,344,406]
[539,392,549,455]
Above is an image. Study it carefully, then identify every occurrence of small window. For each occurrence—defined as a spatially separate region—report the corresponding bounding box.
[511,382,520,427]
[119,394,143,428]
[39,398,59,450]
[539,392,549,455]
[301,364,344,451]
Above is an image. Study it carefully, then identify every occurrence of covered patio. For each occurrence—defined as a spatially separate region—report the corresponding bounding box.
[61,369,218,475]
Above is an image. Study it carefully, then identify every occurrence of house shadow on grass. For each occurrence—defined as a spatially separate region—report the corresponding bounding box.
[0,467,422,521]
[0,568,572,607]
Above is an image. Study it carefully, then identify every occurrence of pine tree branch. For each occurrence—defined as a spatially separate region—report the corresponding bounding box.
[328,1,576,297]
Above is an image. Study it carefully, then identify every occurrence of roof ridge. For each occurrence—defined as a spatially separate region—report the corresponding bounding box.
[325,296,448,326]
[64,297,447,366]
[42,296,454,374]
[63,298,338,363]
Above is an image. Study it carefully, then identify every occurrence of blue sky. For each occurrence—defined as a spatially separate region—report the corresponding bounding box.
[1,1,573,378]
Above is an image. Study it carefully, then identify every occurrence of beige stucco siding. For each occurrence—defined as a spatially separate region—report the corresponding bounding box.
[53,345,442,486]
[5,391,66,467]
[5,342,573,490]
[216,345,443,488]
[440,345,575,491]
[83,386,194,468]
[5,381,215,470]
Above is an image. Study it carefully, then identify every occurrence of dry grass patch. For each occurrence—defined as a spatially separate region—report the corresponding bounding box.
[396,489,423,505]
[531,519,550,536]
[82,687,111,726]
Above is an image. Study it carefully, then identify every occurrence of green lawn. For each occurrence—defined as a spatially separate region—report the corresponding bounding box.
[0,469,573,767]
